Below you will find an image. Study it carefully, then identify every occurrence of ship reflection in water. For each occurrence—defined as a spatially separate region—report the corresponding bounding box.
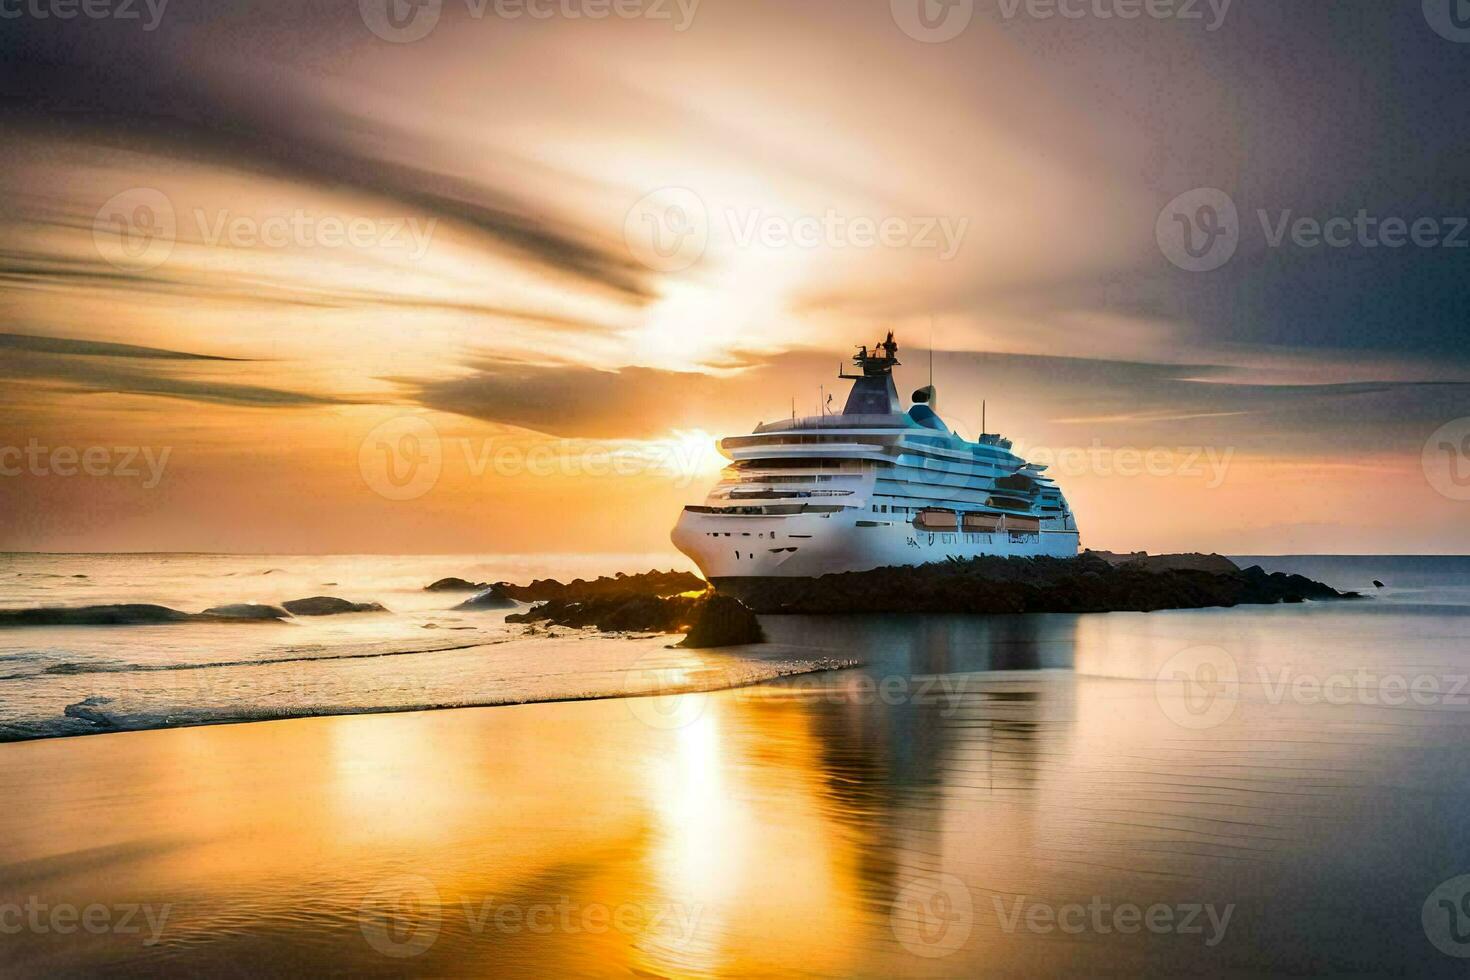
[5,572,1470,976]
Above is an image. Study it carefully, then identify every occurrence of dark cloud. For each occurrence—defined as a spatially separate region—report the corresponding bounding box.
[0,344,351,409]
[0,332,247,361]
[799,3,1470,366]
[404,359,767,439]
[0,40,654,304]
[403,345,1470,458]
[0,247,618,332]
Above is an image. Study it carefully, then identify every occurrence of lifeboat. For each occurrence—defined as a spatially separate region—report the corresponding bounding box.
[914,508,959,531]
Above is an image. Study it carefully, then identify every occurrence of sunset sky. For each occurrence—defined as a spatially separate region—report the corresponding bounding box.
[2,0,1468,555]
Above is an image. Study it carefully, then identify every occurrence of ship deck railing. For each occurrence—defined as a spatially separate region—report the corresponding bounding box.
[753,414,913,433]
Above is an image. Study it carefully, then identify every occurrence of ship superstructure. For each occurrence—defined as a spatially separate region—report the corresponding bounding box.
[671,333,1080,582]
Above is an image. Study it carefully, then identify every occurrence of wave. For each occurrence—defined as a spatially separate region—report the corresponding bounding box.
[0,640,506,681]
[0,655,860,743]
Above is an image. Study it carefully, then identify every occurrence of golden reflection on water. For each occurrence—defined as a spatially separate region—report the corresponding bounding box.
[639,698,870,978]
[0,689,886,977]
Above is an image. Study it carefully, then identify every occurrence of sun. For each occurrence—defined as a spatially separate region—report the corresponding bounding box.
[657,429,728,481]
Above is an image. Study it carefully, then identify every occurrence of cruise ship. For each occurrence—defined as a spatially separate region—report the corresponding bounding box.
[672,333,1080,582]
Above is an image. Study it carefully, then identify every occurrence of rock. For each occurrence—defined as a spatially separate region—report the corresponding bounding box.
[425,577,490,592]
[714,554,1359,615]
[1087,550,1241,574]
[680,593,765,648]
[508,594,697,632]
[281,596,387,616]
[497,569,704,602]
[1086,550,1149,565]
[453,585,518,610]
[200,603,290,621]
[0,604,197,627]
[505,589,765,647]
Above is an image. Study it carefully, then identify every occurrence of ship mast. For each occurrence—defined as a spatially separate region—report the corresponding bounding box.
[835,331,903,416]
[838,330,900,380]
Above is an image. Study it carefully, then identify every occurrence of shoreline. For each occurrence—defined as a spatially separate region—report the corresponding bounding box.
[0,641,859,746]
[0,591,1362,746]
[0,553,1445,748]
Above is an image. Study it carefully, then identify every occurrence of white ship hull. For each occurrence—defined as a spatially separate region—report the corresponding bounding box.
[674,507,1080,581]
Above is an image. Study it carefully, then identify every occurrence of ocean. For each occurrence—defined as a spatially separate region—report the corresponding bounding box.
[2,553,1469,976]
[0,552,838,742]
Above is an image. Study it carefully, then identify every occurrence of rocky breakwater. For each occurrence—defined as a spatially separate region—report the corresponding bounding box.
[498,569,704,602]
[712,552,1361,615]
[446,569,706,612]
[493,570,764,648]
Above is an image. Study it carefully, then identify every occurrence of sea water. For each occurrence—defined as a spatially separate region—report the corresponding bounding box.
[1,554,1469,975]
[0,552,837,741]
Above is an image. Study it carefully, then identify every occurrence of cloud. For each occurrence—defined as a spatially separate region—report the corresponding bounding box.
[403,359,767,439]
[0,248,619,333]
[0,337,352,409]
[400,344,1470,457]
[0,47,654,304]
[0,332,247,361]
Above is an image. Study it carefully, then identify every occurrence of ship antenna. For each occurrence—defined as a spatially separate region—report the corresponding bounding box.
[982,399,986,436]
[929,315,935,386]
